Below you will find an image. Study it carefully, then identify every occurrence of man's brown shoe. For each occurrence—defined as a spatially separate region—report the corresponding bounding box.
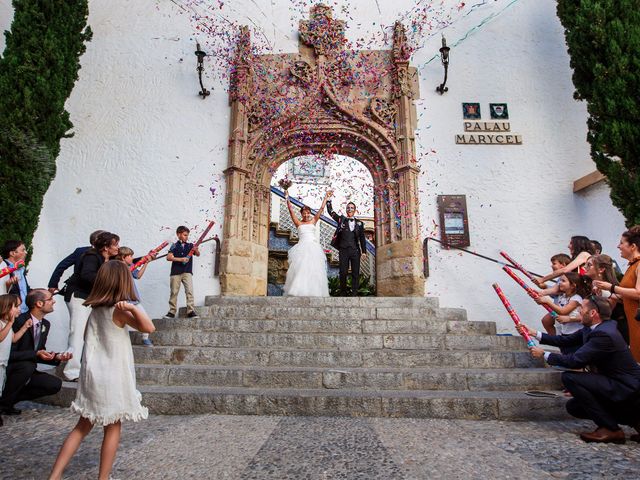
[579,427,625,444]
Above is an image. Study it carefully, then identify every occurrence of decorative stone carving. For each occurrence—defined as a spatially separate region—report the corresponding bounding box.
[395,67,412,99]
[299,4,346,56]
[222,5,423,296]
[325,57,353,87]
[236,25,252,66]
[370,97,397,127]
[230,26,252,102]
[392,21,411,63]
[290,60,314,85]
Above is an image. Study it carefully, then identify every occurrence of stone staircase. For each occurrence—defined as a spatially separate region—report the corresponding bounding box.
[48,296,568,420]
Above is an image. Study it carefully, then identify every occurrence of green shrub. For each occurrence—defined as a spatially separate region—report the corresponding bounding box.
[328,274,376,296]
[557,1,640,226]
[0,1,91,249]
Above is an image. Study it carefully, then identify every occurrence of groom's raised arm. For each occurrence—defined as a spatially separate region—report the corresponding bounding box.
[326,199,340,222]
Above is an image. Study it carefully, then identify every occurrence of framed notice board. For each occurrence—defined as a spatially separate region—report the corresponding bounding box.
[437,195,470,248]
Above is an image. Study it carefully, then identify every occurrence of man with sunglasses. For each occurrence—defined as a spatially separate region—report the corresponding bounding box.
[518,295,640,444]
[0,289,72,416]
[327,199,367,296]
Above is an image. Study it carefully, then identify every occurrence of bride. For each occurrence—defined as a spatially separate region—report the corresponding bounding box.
[283,189,332,297]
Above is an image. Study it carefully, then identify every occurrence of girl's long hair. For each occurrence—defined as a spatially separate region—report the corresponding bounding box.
[564,271,591,298]
[0,294,20,321]
[84,260,138,307]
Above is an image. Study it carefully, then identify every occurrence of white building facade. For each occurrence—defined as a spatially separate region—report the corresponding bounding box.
[0,0,626,351]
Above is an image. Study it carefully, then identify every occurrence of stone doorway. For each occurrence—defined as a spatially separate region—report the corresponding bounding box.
[220,4,424,297]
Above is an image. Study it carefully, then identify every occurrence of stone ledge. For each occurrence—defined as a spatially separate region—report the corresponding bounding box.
[43,384,570,421]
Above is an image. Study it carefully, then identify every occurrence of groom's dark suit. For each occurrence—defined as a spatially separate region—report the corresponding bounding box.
[327,200,367,296]
[540,320,640,430]
[0,312,62,412]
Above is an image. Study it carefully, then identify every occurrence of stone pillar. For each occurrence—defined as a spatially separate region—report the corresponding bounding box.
[375,21,425,296]
[220,26,268,296]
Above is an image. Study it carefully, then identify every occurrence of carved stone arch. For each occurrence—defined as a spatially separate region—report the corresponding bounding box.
[220,5,423,296]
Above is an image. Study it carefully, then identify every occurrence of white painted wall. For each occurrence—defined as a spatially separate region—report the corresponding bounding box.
[0,0,627,351]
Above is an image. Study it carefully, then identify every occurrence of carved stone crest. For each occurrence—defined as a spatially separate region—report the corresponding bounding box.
[370,97,397,126]
[290,60,314,85]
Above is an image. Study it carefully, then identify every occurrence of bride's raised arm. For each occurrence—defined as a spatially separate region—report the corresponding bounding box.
[313,190,332,224]
[285,190,301,227]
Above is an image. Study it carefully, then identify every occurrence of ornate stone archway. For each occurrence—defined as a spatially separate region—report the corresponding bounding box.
[220,5,424,296]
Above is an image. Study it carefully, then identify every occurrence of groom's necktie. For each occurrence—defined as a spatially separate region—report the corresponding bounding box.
[33,320,41,349]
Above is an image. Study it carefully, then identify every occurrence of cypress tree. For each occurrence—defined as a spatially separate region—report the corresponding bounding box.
[557,0,640,227]
[0,1,91,249]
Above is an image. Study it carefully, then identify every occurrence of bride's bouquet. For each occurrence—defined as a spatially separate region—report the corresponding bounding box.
[278,178,293,191]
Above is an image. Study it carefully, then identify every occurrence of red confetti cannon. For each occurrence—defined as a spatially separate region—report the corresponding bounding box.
[499,251,538,284]
[187,220,215,258]
[502,266,558,318]
[130,241,169,272]
[492,282,536,347]
[0,259,25,279]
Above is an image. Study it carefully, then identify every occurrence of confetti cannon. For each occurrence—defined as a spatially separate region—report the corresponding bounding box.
[492,282,536,348]
[502,266,557,318]
[499,250,538,284]
[186,220,215,259]
[130,241,169,272]
[0,259,25,279]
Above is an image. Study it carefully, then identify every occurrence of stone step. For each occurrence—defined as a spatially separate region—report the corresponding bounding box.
[150,318,495,335]
[133,346,541,369]
[46,383,570,421]
[181,305,467,322]
[137,331,525,351]
[204,296,441,309]
[133,364,562,391]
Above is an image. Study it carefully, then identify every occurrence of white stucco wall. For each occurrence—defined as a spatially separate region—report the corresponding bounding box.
[1,0,627,351]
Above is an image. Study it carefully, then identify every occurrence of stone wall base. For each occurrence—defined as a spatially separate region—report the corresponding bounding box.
[376,238,425,297]
[220,239,268,296]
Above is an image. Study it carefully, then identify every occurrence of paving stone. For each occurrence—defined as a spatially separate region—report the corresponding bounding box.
[4,404,637,479]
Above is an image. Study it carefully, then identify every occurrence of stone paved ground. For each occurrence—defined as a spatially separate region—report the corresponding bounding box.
[1,402,639,479]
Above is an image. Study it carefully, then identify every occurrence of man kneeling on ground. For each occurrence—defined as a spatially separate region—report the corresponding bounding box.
[0,289,72,416]
[518,295,640,444]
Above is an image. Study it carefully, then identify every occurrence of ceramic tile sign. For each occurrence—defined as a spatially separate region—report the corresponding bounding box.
[456,103,522,145]
[462,102,481,119]
[489,103,509,119]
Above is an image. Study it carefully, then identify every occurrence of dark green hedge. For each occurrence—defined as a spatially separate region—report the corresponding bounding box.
[557,0,640,227]
[0,0,91,249]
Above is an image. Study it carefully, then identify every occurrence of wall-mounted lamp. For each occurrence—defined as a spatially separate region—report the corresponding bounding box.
[435,36,450,95]
[195,43,210,99]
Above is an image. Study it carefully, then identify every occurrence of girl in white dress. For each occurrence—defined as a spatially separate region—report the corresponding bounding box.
[49,261,155,480]
[283,189,332,297]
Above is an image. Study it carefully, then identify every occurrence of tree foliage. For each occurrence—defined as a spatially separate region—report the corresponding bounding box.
[557,0,640,226]
[0,0,91,249]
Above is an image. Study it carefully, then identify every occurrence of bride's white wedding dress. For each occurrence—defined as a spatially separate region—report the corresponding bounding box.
[283,223,329,297]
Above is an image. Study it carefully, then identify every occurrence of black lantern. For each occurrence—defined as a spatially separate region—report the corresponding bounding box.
[435,36,450,95]
[195,43,210,99]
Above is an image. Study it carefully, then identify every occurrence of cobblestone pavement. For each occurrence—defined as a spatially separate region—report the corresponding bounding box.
[1,402,639,479]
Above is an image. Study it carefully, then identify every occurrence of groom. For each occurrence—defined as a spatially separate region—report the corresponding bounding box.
[327,199,367,296]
